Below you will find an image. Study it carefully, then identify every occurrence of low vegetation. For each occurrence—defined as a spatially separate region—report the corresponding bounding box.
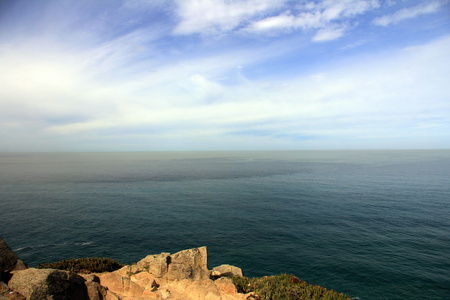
[37,257,123,274]
[231,274,351,300]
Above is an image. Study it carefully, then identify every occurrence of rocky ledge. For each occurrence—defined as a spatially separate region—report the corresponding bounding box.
[1,237,252,300]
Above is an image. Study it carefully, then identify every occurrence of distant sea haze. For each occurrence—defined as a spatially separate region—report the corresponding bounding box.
[1,150,449,300]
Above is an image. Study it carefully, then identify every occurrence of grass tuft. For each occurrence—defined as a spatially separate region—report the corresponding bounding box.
[36,257,123,274]
[231,274,351,300]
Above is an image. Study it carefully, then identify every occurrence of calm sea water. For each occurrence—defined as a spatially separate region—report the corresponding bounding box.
[0,151,449,299]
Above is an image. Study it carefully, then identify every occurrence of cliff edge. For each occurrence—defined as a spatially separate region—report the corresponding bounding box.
[1,238,350,300]
[0,237,250,300]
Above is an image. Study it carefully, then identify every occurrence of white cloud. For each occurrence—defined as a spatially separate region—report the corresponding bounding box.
[313,25,346,42]
[373,1,443,26]
[172,0,380,41]
[313,0,380,22]
[0,25,297,142]
[7,35,449,150]
[247,14,296,32]
[244,0,379,41]
[181,74,225,102]
[172,0,280,35]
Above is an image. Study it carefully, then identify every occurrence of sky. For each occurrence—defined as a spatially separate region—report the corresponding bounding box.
[0,0,449,151]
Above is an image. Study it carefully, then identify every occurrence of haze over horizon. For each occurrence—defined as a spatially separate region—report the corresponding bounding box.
[1,0,449,152]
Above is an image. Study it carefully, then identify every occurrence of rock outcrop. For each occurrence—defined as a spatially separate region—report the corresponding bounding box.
[211,265,244,278]
[96,246,247,299]
[8,268,88,300]
[0,238,28,283]
[1,239,248,300]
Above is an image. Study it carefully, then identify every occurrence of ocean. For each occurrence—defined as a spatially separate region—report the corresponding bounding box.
[0,150,449,299]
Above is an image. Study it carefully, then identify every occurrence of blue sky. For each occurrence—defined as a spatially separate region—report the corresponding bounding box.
[0,0,449,151]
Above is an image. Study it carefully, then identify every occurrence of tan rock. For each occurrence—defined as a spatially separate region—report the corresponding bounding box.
[84,280,107,300]
[132,271,156,284]
[0,282,25,300]
[141,288,159,299]
[2,245,249,300]
[99,247,250,299]
[166,247,209,281]
[104,290,120,300]
[136,253,171,277]
[122,276,145,297]
[214,277,238,295]
[116,265,133,277]
[0,238,28,277]
[79,273,110,300]
[98,268,158,299]
[79,274,100,283]
[166,277,250,300]
[160,288,172,299]
[97,271,125,295]
[211,265,243,278]
[184,279,221,299]
[8,268,88,300]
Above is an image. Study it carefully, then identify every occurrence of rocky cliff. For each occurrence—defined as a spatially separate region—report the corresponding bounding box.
[0,238,251,300]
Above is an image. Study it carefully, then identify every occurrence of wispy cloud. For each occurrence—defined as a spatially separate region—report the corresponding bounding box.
[246,13,297,33]
[172,0,380,41]
[172,0,280,35]
[313,25,347,42]
[373,1,444,26]
[244,0,379,41]
[3,31,449,149]
[0,0,449,151]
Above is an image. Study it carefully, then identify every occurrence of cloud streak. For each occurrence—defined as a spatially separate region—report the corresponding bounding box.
[172,0,280,35]
[373,1,445,26]
[0,0,449,151]
[173,0,380,41]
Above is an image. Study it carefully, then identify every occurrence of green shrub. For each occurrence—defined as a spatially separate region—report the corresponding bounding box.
[231,274,350,300]
[37,257,123,274]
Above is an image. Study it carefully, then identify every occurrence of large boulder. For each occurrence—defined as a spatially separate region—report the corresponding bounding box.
[8,268,88,300]
[119,247,209,281]
[166,246,209,281]
[97,265,159,299]
[211,264,243,278]
[0,238,28,283]
[135,252,171,277]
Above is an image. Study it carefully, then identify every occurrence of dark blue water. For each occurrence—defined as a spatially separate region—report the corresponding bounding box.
[1,151,449,299]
